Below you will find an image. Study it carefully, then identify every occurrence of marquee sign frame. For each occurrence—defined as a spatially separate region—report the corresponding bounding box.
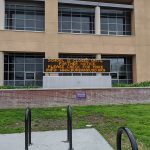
[44,58,110,73]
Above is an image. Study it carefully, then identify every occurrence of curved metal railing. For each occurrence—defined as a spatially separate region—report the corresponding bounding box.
[67,105,74,150]
[117,127,138,150]
[25,107,32,150]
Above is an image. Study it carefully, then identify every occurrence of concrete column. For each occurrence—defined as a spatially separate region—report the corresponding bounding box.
[96,54,101,60]
[0,52,4,86]
[0,0,5,30]
[96,54,102,76]
[95,6,101,35]
[45,51,59,76]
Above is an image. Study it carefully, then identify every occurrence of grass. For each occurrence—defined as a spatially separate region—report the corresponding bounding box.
[0,104,150,150]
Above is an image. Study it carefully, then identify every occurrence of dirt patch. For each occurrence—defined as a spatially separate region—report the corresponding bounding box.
[32,118,67,131]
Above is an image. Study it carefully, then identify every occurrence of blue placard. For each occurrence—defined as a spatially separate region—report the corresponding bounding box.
[76,91,86,100]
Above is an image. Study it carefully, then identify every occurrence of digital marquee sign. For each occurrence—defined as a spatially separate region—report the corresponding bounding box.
[44,59,110,73]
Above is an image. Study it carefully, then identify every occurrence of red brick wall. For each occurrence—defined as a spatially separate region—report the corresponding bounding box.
[0,88,150,108]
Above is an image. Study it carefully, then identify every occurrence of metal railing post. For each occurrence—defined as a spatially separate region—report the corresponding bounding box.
[25,107,32,150]
[25,108,29,150]
[29,108,31,145]
[117,127,138,150]
[67,106,69,141]
[67,105,74,150]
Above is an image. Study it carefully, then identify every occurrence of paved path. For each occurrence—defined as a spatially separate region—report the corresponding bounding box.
[0,128,113,150]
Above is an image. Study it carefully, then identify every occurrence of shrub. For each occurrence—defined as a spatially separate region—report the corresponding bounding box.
[0,85,40,89]
[113,81,150,87]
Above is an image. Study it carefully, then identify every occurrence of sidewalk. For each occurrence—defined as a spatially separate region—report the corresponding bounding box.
[0,128,113,150]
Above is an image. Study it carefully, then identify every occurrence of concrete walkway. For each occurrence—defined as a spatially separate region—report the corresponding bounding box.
[0,128,113,150]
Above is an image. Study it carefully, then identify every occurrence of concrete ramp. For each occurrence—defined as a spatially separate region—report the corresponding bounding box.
[0,128,113,150]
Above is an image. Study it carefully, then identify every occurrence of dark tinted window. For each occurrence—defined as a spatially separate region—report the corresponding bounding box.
[101,8,132,35]
[4,53,44,87]
[59,5,95,34]
[5,2,45,31]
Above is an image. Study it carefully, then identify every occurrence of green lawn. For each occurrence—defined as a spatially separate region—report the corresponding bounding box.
[0,104,150,150]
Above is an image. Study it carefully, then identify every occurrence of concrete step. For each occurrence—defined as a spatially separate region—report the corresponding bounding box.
[0,128,113,150]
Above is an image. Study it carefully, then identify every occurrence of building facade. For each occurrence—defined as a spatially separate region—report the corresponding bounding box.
[0,0,149,87]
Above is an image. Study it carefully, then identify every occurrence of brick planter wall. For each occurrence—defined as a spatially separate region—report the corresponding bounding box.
[0,88,150,108]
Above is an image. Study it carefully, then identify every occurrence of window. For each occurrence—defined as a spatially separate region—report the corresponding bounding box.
[4,53,45,87]
[101,56,133,84]
[26,72,35,80]
[58,5,95,34]
[101,8,131,35]
[5,2,45,31]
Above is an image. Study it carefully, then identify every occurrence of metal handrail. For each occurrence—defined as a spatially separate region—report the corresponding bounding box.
[117,127,138,150]
[67,105,74,150]
[25,107,32,150]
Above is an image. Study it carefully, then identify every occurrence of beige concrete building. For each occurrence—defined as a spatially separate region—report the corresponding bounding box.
[0,0,149,87]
